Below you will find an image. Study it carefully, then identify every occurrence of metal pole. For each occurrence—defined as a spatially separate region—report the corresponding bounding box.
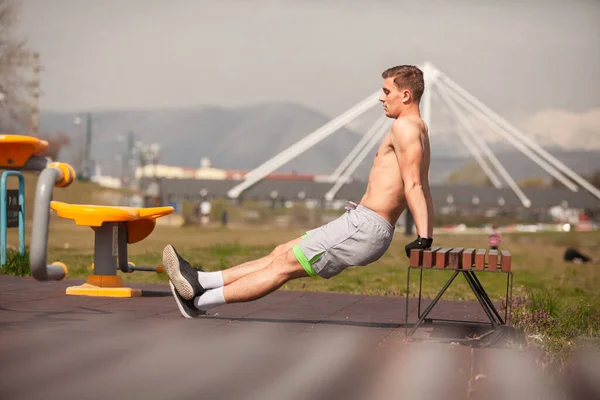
[436,83,534,208]
[439,78,580,193]
[404,208,414,236]
[420,63,436,129]
[29,167,68,281]
[227,91,381,199]
[435,84,504,189]
[324,119,392,201]
[436,70,588,195]
[329,114,388,181]
[82,113,92,180]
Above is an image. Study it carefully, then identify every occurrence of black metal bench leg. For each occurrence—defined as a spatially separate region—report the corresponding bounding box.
[461,271,499,328]
[506,272,513,326]
[464,271,504,325]
[417,268,424,318]
[407,270,461,337]
[405,267,411,338]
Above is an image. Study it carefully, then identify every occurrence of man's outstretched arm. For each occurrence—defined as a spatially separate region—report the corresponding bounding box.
[391,119,430,240]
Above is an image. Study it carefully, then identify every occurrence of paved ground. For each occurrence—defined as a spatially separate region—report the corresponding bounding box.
[0,275,595,399]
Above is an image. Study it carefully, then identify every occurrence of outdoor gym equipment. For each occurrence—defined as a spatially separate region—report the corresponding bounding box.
[1,134,74,277]
[2,134,173,297]
[50,201,173,297]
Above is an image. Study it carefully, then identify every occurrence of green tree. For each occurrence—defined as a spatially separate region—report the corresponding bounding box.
[551,170,600,190]
[446,161,494,186]
[518,176,549,189]
[589,170,600,189]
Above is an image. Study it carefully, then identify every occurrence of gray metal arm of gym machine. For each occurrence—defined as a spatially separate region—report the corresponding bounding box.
[29,163,67,281]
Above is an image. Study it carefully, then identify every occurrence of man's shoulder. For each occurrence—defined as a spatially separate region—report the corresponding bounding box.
[391,117,422,140]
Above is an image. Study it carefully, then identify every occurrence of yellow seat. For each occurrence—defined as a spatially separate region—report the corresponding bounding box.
[50,201,174,243]
[0,134,49,167]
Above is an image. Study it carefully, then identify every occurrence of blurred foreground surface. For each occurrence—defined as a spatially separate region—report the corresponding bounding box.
[0,275,598,400]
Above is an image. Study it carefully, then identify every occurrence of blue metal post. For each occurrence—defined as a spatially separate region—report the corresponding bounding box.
[1,171,25,267]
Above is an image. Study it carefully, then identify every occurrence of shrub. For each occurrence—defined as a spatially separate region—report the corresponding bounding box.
[507,288,600,371]
[0,247,31,276]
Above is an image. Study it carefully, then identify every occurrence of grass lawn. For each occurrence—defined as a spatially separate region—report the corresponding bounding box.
[5,222,599,306]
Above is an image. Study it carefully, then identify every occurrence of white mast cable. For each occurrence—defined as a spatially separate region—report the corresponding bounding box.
[444,72,600,201]
[325,120,392,201]
[436,84,533,208]
[420,80,433,129]
[434,84,503,189]
[436,70,587,195]
[437,76,579,193]
[227,90,381,199]
[419,62,439,130]
[329,114,389,181]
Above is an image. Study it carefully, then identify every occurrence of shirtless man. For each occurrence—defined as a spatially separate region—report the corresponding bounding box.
[163,65,435,318]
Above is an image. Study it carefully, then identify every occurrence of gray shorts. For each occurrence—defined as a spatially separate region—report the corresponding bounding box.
[292,203,395,279]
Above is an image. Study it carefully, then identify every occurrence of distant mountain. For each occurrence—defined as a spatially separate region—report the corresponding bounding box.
[39,103,363,177]
[38,103,600,185]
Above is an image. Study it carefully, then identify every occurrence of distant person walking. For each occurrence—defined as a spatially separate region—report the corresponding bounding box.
[488,224,501,250]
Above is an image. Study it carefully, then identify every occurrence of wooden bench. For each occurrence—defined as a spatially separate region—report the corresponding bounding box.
[405,247,514,341]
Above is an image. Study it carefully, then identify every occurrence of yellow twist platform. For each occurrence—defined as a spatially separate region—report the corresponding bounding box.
[50,201,174,297]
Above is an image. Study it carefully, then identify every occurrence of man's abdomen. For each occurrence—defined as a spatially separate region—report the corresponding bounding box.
[361,181,406,225]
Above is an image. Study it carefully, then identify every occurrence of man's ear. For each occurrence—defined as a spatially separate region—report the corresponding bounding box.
[402,89,412,104]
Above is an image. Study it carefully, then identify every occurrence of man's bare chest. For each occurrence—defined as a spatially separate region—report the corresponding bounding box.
[375,135,395,159]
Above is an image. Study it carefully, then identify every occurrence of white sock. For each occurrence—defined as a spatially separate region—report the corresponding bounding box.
[194,287,226,311]
[197,271,224,289]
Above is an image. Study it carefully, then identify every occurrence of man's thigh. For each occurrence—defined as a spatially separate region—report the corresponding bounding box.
[272,236,304,257]
[276,248,311,280]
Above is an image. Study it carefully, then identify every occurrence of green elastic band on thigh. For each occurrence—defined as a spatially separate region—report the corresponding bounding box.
[301,233,308,239]
[293,244,317,277]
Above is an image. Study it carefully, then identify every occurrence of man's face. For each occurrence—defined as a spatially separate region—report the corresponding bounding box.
[379,77,408,118]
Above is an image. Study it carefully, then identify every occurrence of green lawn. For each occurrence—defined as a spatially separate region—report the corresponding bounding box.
[7,223,598,306]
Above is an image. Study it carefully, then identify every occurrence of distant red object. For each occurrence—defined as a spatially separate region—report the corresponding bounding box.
[488,229,502,247]
[225,170,315,181]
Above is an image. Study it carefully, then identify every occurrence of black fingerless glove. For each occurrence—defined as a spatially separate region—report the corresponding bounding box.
[405,235,433,258]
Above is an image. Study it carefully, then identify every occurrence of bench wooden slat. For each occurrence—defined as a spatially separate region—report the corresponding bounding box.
[422,246,441,268]
[409,249,423,267]
[448,247,464,269]
[475,249,487,270]
[435,248,452,269]
[462,248,476,269]
[488,249,499,270]
[501,250,512,272]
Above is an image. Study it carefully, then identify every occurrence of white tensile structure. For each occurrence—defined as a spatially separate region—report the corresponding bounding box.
[226,62,600,207]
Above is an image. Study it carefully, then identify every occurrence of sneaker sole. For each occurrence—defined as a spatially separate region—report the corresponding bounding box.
[169,281,194,319]
[163,245,195,300]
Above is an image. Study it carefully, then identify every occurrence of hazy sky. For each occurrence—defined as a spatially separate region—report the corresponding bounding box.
[15,0,600,124]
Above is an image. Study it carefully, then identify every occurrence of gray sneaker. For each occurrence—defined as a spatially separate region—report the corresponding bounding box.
[169,281,205,318]
[163,245,205,300]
